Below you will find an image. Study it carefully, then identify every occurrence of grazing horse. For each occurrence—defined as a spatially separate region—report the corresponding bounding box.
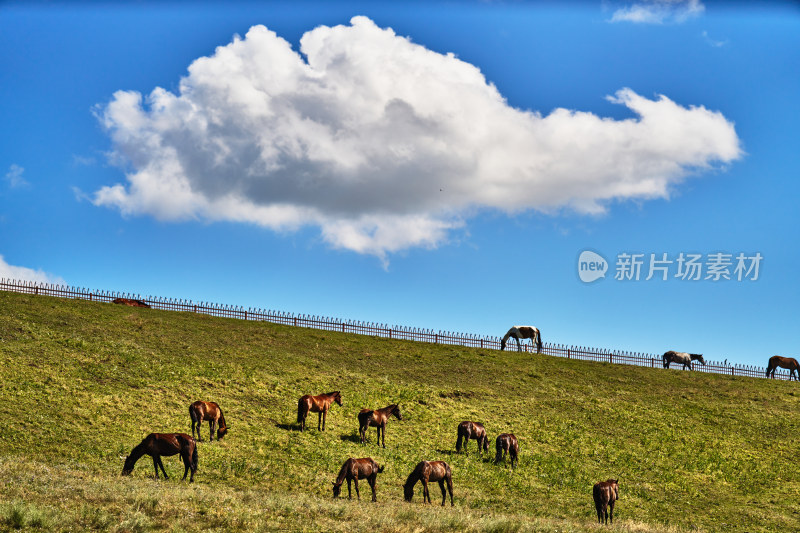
[297,391,342,431]
[455,421,489,454]
[403,461,454,506]
[112,297,151,308]
[121,433,197,482]
[766,356,800,380]
[332,457,384,502]
[593,479,619,525]
[189,401,228,442]
[500,326,542,353]
[662,351,705,370]
[494,433,519,467]
[358,404,403,448]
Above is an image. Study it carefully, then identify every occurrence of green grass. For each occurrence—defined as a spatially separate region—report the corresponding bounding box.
[1,290,799,532]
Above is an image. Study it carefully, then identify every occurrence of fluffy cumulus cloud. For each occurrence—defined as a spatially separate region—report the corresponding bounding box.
[0,255,65,285]
[94,16,740,259]
[610,0,705,24]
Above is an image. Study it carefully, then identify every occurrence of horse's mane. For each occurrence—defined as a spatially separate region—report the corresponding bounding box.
[334,458,351,486]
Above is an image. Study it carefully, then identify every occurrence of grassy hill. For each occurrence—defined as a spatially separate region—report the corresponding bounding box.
[1,290,799,532]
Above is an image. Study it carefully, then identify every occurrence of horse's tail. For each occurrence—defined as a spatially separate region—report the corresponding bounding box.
[297,397,305,424]
[456,428,463,452]
[536,331,543,353]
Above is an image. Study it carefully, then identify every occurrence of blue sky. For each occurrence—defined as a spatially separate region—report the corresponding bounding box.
[1,1,798,367]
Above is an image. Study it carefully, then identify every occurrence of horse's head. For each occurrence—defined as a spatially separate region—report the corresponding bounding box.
[332,482,342,498]
[217,425,228,440]
[500,338,506,351]
[609,479,619,499]
[693,354,706,365]
[403,481,414,502]
[482,436,490,452]
[392,405,403,420]
[121,456,135,476]
[377,464,385,474]
[334,392,343,406]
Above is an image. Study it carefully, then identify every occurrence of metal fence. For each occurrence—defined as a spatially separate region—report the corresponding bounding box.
[0,278,787,381]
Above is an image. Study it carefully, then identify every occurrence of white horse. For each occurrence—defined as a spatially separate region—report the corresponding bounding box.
[500,326,542,353]
[662,351,705,370]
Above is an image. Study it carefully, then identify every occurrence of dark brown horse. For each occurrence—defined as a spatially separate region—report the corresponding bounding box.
[112,297,151,308]
[766,356,800,380]
[297,391,342,431]
[189,400,228,441]
[403,461,454,506]
[121,433,197,482]
[332,457,384,502]
[455,421,489,453]
[593,479,619,525]
[494,433,518,467]
[358,404,403,448]
[662,351,705,370]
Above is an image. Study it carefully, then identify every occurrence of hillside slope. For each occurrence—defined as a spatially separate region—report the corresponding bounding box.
[0,290,798,532]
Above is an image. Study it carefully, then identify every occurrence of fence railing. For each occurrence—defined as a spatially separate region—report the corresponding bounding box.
[0,278,786,381]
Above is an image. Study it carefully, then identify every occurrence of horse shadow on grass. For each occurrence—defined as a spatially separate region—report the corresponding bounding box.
[340,433,362,444]
[435,449,457,456]
[274,422,297,432]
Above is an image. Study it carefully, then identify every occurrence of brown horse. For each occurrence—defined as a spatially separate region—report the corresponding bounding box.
[766,356,800,380]
[332,457,384,502]
[500,325,542,353]
[121,433,197,482]
[494,433,518,467]
[662,351,705,370]
[112,297,151,308]
[358,404,403,448]
[189,401,228,442]
[297,391,342,431]
[403,461,454,506]
[455,421,489,453]
[593,479,619,525]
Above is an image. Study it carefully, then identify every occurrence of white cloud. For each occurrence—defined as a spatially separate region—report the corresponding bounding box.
[94,16,741,260]
[0,255,65,285]
[610,0,705,24]
[702,30,728,48]
[4,164,28,188]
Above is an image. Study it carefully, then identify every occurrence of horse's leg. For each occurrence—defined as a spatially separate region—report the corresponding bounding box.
[447,475,454,506]
[317,410,323,431]
[152,456,160,479]
[209,419,215,441]
[322,407,327,431]
[422,479,430,504]
[369,474,377,502]
[353,476,360,501]
[438,480,447,506]
[181,451,190,480]
[381,424,386,448]
[609,498,615,524]
[515,337,522,352]
[376,425,381,448]
[347,477,352,500]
